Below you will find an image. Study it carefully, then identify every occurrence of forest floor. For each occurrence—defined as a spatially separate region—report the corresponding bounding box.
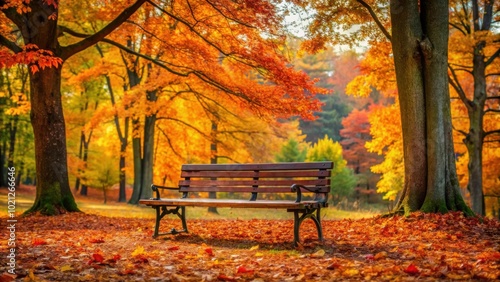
[0,186,499,281]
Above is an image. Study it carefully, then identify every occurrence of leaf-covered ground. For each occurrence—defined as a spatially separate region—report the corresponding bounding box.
[1,212,499,281]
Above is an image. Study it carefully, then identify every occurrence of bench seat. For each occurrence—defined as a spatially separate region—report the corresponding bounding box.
[139,198,325,209]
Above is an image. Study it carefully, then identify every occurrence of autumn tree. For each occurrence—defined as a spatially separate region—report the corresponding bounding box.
[1,0,154,214]
[446,0,500,215]
[340,108,381,191]
[1,0,327,213]
[302,0,473,214]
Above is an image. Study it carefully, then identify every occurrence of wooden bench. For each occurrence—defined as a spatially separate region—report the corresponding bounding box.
[139,161,333,246]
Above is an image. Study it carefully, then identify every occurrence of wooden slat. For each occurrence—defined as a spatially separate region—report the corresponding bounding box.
[181,161,333,171]
[178,186,330,193]
[179,179,329,187]
[181,170,330,178]
[139,198,325,209]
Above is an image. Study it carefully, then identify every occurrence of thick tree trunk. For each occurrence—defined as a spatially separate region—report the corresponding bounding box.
[19,3,78,214]
[25,65,79,214]
[391,0,472,215]
[390,0,427,212]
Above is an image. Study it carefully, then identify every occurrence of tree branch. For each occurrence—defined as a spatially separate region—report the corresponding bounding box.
[448,65,471,109]
[0,34,22,53]
[484,129,500,138]
[156,125,184,159]
[452,124,468,137]
[60,0,147,60]
[485,108,500,114]
[356,0,391,41]
[485,47,500,66]
[486,96,500,100]
[449,22,467,36]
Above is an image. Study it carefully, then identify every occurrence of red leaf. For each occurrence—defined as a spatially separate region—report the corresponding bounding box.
[404,263,419,275]
[113,254,122,261]
[89,238,105,243]
[92,253,105,263]
[217,274,236,281]
[205,248,215,256]
[32,238,47,246]
[168,246,180,251]
[237,265,254,274]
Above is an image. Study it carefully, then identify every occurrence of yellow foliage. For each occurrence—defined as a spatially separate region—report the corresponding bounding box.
[5,93,30,116]
[366,104,404,200]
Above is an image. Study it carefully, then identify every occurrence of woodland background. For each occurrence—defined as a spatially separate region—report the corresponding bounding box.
[0,0,499,217]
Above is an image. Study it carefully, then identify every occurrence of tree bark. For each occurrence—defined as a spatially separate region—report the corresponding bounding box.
[12,2,78,215]
[129,119,143,204]
[465,47,486,215]
[390,0,472,215]
[25,64,79,214]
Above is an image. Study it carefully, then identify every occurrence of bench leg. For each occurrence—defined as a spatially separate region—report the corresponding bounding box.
[152,206,188,238]
[292,207,323,247]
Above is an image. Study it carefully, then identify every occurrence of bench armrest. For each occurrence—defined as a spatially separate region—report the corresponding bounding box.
[291,184,314,203]
[290,184,323,203]
[151,184,179,200]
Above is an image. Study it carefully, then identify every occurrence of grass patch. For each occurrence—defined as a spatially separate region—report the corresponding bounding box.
[0,186,379,220]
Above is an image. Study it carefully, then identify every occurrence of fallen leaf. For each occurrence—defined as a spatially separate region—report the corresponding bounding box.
[311,249,325,258]
[89,238,105,244]
[249,245,259,251]
[131,246,144,257]
[92,253,105,263]
[404,263,419,275]
[32,238,47,246]
[237,265,254,274]
[374,251,387,260]
[168,246,180,251]
[205,248,215,256]
[59,265,73,272]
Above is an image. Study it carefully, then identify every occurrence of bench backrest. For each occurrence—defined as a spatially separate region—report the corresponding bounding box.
[178,161,333,201]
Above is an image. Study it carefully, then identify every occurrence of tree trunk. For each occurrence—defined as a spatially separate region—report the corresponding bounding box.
[464,45,487,215]
[79,132,91,196]
[139,88,158,200]
[25,65,79,214]
[17,3,79,214]
[129,119,143,204]
[74,131,83,191]
[390,0,472,215]
[140,112,155,200]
